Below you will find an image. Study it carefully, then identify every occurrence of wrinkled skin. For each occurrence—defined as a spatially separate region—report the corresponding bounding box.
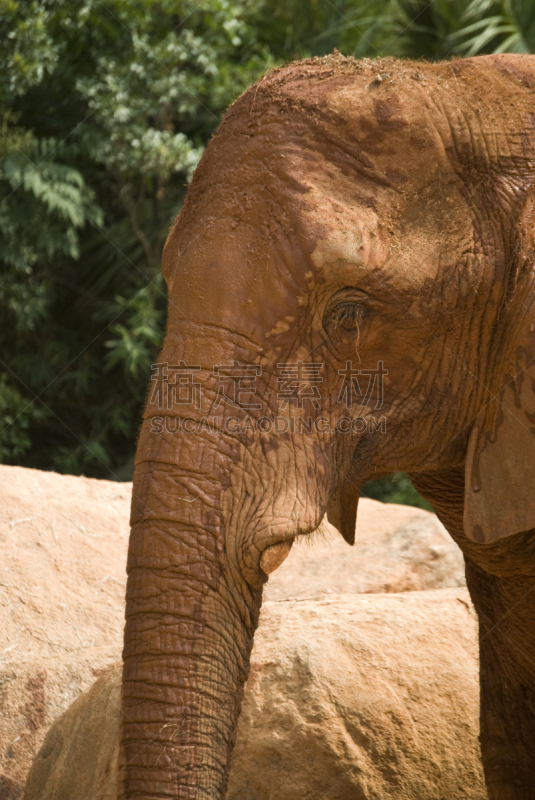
[121,54,535,799]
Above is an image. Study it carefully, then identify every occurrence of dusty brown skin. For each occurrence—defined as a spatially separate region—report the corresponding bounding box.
[121,53,535,799]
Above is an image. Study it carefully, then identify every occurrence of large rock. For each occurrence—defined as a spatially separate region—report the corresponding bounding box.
[0,464,465,797]
[24,590,485,800]
[0,465,130,799]
[265,501,465,600]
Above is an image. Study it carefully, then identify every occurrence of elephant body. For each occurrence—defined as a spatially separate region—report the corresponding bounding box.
[121,53,535,799]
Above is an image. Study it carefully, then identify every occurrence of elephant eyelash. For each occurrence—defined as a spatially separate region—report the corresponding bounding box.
[329,302,363,332]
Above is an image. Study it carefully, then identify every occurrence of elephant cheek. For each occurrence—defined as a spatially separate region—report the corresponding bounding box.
[260,540,293,574]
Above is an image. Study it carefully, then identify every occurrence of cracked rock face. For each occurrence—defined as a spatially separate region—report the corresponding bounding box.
[0,465,130,800]
[0,464,467,798]
[264,500,465,600]
[24,590,484,800]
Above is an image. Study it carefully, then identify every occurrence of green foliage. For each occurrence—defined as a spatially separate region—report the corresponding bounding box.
[378,0,535,60]
[452,0,535,55]
[249,0,397,59]
[2,0,535,500]
[0,0,272,478]
[361,473,433,510]
[0,373,48,461]
[382,0,470,59]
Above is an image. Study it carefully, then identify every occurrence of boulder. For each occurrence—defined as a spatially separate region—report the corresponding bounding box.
[265,501,465,600]
[0,465,130,799]
[0,464,466,797]
[24,590,485,800]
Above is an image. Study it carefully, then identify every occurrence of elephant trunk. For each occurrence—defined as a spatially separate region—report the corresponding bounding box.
[120,457,261,800]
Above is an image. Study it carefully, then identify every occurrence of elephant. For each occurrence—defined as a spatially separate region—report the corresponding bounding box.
[120,52,535,799]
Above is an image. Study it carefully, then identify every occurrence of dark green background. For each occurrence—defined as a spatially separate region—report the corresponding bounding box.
[2,0,532,507]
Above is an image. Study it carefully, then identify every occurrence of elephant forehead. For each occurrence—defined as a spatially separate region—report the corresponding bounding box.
[300,180,475,294]
[165,61,480,323]
[165,214,309,348]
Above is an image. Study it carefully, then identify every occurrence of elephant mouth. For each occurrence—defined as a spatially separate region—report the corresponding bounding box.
[260,539,294,574]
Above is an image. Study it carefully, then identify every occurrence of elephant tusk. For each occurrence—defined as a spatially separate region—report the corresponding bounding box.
[260,540,293,575]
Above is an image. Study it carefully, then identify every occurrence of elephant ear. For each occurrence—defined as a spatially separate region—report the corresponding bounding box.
[464,313,535,544]
[327,482,359,546]
[464,380,535,543]
[464,183,535,545]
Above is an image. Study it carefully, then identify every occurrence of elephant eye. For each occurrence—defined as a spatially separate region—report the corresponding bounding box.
[323,288,372,340]
[329,302,363,332]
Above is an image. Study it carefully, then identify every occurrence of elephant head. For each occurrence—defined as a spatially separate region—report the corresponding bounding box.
[120,53,535,799]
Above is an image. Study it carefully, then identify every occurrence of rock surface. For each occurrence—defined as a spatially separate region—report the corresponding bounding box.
[266,501,465,600]
[0,465,130,799]
[24,590,485,800]
[0,464,466,797]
